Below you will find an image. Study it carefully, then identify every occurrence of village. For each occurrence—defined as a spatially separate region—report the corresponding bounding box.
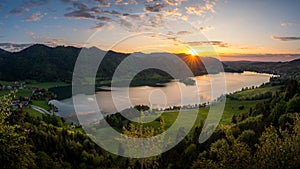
[0,81,53,111]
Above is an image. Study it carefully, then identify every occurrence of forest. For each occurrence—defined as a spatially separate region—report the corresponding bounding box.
[0,44,239,84]
[1,79,300,168]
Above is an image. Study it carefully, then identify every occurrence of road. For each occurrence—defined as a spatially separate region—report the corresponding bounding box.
[31,105,52,115]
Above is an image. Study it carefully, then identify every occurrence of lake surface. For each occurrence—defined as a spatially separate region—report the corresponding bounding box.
[51,71,274,122]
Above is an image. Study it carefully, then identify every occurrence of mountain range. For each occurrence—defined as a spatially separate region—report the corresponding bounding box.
[0,44,234,84]
[0,44,298,84]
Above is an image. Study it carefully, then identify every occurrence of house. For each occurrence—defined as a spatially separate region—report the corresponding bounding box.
[11,96,30,109]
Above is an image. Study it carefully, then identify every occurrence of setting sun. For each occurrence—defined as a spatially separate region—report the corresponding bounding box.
[188,49,198,56]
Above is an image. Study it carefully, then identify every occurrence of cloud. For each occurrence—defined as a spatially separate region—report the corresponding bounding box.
[92,22,106,30]
[280,22,298,27]
[103,10,121,16]
[23,0,50,8]
[61,0,76,3]
[118,19,134,29]
[0,42,33,51]
[272,35,300,42]
[9,0,50,16]
[127,14,141,21]
[24,12,42,21]
[145,2,166,12]
[93,0,110,7]
[62,0,219,33]
[115,0,138,5]
[9,7,30,15]
[73,2,89,10]
[220,54,300,62]
[165,0,187,6]
[64,2,95,19]
[165,8,182,16]
[96,16,112,21]
[164,34,229,48]
[46,38,64,46]
[185,0,216,16]
[27,32,40,39]
[142,13,165,28]
[176,30,192,36]
[184,41,229,47]
[200,25,215,31]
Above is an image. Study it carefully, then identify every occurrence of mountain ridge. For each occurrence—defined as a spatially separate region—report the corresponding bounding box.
[3,44,296,83]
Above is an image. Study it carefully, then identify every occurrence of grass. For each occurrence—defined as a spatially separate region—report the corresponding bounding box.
[70,84,284,154]
[0,81,69,97]
[102,98,261,148]
[220,98,263,123]
[130,98,263,130]
[31,100,50,110]
[0,81,69,119]
[26,82,70,89]
[230,85,282,100]
[25,107,43,118]
[0,89,32,98]
[0,81,13,85]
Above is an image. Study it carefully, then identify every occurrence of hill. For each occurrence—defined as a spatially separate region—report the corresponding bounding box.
[0,44,229,85]
[224,59,300,78]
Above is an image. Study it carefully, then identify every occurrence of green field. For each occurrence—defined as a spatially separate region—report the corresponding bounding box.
[31,100,51,110]
[129,98,263,131]
[0,81,70,97]
[0,81,69,114]
[230,85,282,100]
[24,107,43,118]
[0,89,32,98]
[124,85,283,134]
[26,81,70,89]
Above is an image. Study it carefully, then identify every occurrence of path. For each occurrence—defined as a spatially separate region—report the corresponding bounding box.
[31,105,52,115]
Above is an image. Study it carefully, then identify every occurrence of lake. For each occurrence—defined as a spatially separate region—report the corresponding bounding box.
[50,71,274,122]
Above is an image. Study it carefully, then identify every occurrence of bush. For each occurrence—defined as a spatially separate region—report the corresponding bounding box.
[278,113,298,130]
[286,96,300,113]
[238,105,245,110]
[237,130,257,147]
[236,115,263,133]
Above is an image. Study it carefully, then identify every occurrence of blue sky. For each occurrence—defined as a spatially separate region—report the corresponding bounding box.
[0,0,300,61]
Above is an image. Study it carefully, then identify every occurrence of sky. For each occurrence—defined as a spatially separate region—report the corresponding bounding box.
[0,0,300,61]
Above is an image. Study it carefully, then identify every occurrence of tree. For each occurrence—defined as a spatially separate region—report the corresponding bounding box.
[192,125,252,169]
[120,118,166,169]
[0,92,36,168]
[269,101,287,125]
[254,121,300,168]
[237,130,257,147]
[286,96,300,113]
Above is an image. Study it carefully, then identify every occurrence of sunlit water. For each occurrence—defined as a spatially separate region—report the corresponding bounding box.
[50,71,274,123]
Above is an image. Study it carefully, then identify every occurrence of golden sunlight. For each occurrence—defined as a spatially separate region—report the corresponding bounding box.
[188,49,198,56]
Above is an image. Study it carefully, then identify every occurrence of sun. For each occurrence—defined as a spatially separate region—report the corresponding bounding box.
[187,49,198,56]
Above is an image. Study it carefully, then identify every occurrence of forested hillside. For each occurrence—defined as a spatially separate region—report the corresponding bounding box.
[224,59,300,78]
[1,80,300,168]
[0,44,235,84]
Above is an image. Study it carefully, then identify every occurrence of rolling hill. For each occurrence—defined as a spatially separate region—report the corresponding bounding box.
[0,44,239,84]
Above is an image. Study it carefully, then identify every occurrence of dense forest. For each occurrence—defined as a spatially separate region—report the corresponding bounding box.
[224,59,300,78]
[1,79,300,168]
[0,44,238,84]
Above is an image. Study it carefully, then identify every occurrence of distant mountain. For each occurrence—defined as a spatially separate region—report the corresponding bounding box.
[0,44,231,84]
[0,48,9,56]
[224,59,300,78]
[0,44,80,82]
